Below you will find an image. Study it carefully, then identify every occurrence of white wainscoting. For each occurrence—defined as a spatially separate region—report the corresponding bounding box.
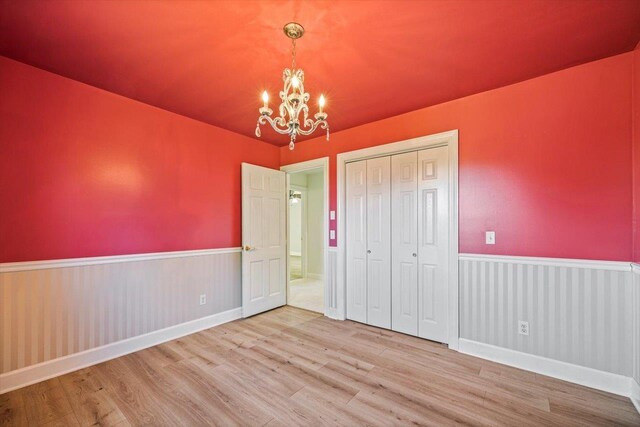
[459,254,632,376]
[0,307,242,394]
[325,247,339,319]
[460,254,635,398]
[632,263,640,411]
[0,248,242,393]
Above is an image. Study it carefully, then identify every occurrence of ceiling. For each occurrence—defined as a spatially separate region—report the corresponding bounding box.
[2,0,639,146]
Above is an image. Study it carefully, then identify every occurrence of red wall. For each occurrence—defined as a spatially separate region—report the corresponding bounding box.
[281,53,634,261]
[0,57,279,263]
[2,52,635,263]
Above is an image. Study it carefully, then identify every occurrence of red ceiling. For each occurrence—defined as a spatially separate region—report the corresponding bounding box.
[1,0,639,146]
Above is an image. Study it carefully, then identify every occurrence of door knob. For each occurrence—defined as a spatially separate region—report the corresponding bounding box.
[244,245,255,252]
[412,253,417,257]
[367,250,372,254]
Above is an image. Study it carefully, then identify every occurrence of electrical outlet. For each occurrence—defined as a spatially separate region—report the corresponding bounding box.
[330,230,336,240]
[199,294,206,305]
[518,320,529,336]
[330,210,336,220]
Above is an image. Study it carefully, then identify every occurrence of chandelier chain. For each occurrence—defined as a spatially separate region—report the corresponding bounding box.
[291,38,296,70]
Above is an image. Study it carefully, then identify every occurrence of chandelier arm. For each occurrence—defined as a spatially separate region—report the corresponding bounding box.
[296,119,328,136]
[300,116,315,131]
[258,115,291,135]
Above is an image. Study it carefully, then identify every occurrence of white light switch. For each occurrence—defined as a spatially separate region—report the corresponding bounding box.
[330,210,336,220]
[485,231,496,245]
[330,230,336,240]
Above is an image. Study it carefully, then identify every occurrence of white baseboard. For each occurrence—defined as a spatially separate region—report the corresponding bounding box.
[0,307,242,394]
[458,339,633,398]
[324,307,341,320]
[631,379,640,414]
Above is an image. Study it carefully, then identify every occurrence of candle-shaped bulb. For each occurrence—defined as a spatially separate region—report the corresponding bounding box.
[262,91,269,107]
[291,76,300,89]
[319,94,326,113]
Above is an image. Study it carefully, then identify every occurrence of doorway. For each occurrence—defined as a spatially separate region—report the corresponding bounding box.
[287,168,324,312]
[288,187,306,280]
[281,158,329,315]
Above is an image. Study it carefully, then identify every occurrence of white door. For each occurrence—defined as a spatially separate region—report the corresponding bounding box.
[366,156,391,328]
[241,163,287,318]
[391,151,419,335]
[417,147,449,342]
[346,160,368,323]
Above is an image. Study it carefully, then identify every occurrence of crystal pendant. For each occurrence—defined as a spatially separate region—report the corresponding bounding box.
[255,126,261,137]
[289,141,295,150]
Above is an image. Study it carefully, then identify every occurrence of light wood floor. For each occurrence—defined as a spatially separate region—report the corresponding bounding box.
[2,307,639,426]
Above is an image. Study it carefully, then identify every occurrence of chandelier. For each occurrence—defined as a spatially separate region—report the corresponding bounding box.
[255,22,329,150]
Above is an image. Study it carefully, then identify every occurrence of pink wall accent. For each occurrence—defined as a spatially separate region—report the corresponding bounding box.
[281,53,634,261]
[1,53,635,263]
[0,57,280,263]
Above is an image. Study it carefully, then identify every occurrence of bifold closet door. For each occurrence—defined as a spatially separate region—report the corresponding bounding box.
[417,146,449,343]
[366,156,391,329]
[346,160,367,323]
[391,151,419,336]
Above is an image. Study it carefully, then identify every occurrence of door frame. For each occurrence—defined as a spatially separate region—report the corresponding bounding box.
[280,157,330,316]
[336,130,460,349]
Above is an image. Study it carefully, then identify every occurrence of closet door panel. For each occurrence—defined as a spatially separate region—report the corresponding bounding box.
[366,156,391,329]
[391,151,418,335]
[346,160,367,323]
[417,147,449,342]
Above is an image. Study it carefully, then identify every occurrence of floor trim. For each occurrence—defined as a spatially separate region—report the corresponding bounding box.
[632,379,640,414]
[459,338,633,398]
[0,307,242,394]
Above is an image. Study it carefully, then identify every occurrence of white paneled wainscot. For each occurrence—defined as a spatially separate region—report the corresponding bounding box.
[632,263,640,412]
[0,248,242,393]
[460,254,638,400]
[325,247,339,319]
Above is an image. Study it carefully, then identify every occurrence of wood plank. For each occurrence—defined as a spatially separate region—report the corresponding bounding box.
[39,412,80,427]
[2,306,638,426]
[0,389,28,427]
[58,368,127,427]
[21,379,74,425]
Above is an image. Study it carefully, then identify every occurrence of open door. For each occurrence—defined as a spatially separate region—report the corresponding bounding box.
[241,163,287,317]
